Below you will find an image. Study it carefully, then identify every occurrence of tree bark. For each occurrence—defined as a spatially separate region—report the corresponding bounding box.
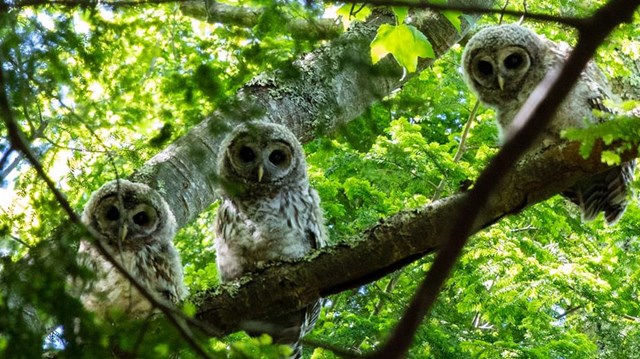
[132,0,494,228]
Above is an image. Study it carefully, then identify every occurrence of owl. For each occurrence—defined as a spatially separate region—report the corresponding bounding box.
[77,179,187,318]
[214,121,327,358]
[462,24,635,224]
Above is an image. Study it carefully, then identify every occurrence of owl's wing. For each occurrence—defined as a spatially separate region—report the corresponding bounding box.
[573,50,635,224]
[583,64,617,119]
[546,38,616,116]
[306,188,328,250]
[549,39,635,224]
[279,187,327,358]
[149,244,188,304]
[247,302,322,359]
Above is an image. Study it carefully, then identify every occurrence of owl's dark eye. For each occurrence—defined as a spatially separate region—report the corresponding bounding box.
[477,60,493,76]
[105,205,120,221]
[132,211,151,226]
[238,146,256,162]
[504,53,523,69]
[269,150,287,165]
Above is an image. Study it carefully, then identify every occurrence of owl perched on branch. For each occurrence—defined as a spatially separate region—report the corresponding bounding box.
[214,121,327,358]
[77,179,187,318]
[462,24,635,224]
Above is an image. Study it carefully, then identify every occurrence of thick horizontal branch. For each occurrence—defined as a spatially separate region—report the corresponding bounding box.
[194,141,636,334]
[179,1,342,40]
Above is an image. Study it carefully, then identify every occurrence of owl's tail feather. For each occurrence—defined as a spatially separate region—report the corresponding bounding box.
[241,299,322,359]
[563,161,634,225]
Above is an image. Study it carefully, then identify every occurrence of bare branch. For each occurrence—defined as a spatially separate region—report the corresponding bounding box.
[432,100,479,201]
[8,234,33,249]
[555,305,582,320]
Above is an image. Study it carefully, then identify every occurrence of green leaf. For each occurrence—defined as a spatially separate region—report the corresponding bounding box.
[392,6,409,24]
[443,10,462,33]
[370,24,435,72]
[601,150,621,165]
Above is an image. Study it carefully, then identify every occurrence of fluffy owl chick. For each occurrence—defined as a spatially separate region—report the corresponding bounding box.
[78,179,187,318]
[215,121,327,358]
[462,24,635,224]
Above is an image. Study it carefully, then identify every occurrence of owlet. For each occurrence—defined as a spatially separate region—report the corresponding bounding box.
[462,24,635,224]
[77,179,187,318]
[214,121,327,358]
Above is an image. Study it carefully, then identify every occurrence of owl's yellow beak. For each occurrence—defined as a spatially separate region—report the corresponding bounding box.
[498,75,505,91]
[257,165,264,182]
[120,223,128,241]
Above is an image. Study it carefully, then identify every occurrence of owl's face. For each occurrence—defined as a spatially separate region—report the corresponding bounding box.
[462,24,544,107]
[217,122,306,196]
[82,180,176,247]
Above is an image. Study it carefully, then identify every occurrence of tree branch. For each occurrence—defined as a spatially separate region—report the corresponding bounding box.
[179,1,342,40]
[5,0,587,31]
[335,0,587,29]
[193,141,637,334]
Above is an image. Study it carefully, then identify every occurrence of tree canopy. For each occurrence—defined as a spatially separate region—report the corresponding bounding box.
[1,0,640,358]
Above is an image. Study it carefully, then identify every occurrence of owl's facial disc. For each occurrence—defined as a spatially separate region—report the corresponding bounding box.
[228,138,294,184]
[470,46,531,94]
[95,196,159,242]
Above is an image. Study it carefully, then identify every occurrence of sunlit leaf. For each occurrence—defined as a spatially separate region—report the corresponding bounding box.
[371,24,435,72]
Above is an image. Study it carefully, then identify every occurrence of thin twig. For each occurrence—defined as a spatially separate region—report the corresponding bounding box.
[432,100,480,201]
[9,234,33,249]
[367,0,640,357]
[372,271,400,316]
[0,67,216,359]
[554,305,582,320]
[498,0,509,24]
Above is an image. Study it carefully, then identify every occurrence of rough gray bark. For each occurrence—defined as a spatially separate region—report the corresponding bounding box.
[193,141,636,334]
[133,0,494,228]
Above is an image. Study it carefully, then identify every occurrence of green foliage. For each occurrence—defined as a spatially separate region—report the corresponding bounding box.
[370,23,434,73]
[563,114,640,164]
[2,1,640,358]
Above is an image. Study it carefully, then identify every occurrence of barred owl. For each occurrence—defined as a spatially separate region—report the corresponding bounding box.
[78,179,187,318]
[214,121,327,358]
[462,24,635,224]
